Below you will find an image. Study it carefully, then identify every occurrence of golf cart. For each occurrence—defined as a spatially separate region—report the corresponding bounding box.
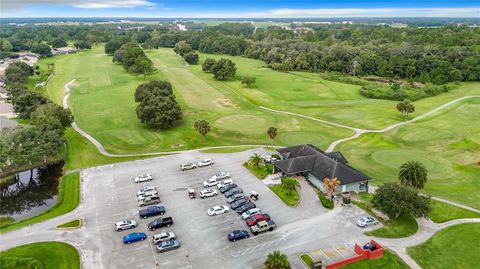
[250,191,259,201]
[188,189,196,199]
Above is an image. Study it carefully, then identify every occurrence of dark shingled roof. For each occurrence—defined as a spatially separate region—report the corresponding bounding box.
[274,144,370,185]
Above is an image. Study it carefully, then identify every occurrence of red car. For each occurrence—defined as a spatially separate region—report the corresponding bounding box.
[246,213,271,226]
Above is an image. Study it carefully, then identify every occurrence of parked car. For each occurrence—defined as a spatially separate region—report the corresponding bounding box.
[137,186,156,196]
[148,217,173,231]
[203,178,220,188]
[207,205,230,216]
[250,220,276,235]
[139,195,161,206]
[227,230,250,242]
[115,220,137,231]
[123,232,147,244]
[152,232,176,244]
[137,190,159,201]
[180,163,197,171]
[356,216,379,228]
[246,213,271,226]
[227,193,246,204]
[263,155,279,163]
[225,187,243,198]
[236,202,256,214]
[198,158,214,167]
[242,208,262,220]
[156,240,181,253]
[211,172,231,180]
[199,189,218,198]
[217,179,234,189]
[134,173,153,183]
[139,206,165,219]
[230,198,249,210]
[219,183,238,193]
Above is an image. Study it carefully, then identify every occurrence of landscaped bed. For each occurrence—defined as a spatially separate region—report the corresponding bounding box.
[269,185,299,206]
[243,162,273,179]
[57,219,82,229]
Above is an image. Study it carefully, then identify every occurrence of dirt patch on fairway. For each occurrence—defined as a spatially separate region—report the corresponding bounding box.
[217,98,238,108]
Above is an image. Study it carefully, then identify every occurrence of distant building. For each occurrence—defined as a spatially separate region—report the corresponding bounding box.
[177,24,187,31]
[52,47,80,56]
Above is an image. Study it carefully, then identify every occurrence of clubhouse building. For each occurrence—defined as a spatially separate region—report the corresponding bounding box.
[272,144,371,194]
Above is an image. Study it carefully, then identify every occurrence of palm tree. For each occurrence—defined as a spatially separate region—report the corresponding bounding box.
[281,177,300,195]
[398,161,428,189]
[264,251,291,269]
[267,127,278,147]
[193,119,210,143]
[322,177,341,201]
[248,153,263,168]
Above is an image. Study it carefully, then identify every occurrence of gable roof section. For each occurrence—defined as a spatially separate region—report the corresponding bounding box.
[274,144,370,185]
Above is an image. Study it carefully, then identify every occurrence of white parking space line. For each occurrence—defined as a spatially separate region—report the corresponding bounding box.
[230,237,287,257]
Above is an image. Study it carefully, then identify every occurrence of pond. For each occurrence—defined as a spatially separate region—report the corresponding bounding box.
[0,161,63,221]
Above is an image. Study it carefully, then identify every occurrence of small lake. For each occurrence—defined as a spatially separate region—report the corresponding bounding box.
[0,162,63,221]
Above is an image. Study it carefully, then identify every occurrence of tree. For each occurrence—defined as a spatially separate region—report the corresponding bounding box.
[267,127,278,146]
[242,76,256,87]
[73,40,91,50]
[264,251,291,269]
[12,91,48,118]
[173,41,193,56]
[398,161,428,189]
[30,43,52,57]
[31,103,74,130]
[322,177,341,201]
[133,56,155,79]
[396,99,415,117]
[281,177,300,195]
[50,38,67,48]
[211,58,236,80]
[4,61,33,85]
[134,80,182,129]
[105,40,123,55]
[1,40,13,52]
[248,153,263,168]
[193,120,210,143]
[391,82,401,92]
[183,52,199,64]
[372,182,431,219]
[202,58,216,72]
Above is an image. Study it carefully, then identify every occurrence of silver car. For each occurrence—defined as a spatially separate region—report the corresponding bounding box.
[114,220,137,231]
[356,216,379,228]
[156,240,181,253]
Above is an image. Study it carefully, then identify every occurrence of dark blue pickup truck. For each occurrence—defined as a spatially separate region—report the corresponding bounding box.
[139,205,166,219]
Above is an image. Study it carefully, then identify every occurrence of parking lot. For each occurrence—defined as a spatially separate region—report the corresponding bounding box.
[79,149,374,268]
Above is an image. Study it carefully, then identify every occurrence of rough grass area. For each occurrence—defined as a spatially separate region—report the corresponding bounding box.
[200,146,266,153]
[243,162,273,179]
[366,215,418,238]
[339,249,409,269]
[269,185,299,206]
[0,173,80,233]
[429,200,480,223]
[0,217,14,226]
[300,254,313,267]
[57,219,81,229]
[0,242,80,269]
[408,223,480,269]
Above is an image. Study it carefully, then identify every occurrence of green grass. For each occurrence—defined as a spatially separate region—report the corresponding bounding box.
[0,217,14,226]
[269,185,299,206]
[0,242,80,269]
[429,200,480,223]
[57,219,81,229]
[243,162,273,179]
[339,249,409,269]
[300,254,313,267]
[0,173,80,233]
[200,146,267,153]
[407,223,480,269]
[366,215,418,238]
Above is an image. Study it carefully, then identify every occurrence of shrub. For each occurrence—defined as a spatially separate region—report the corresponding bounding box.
[317,191,334,209]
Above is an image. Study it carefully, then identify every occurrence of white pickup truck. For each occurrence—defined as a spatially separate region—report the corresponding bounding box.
[152,232,176,244]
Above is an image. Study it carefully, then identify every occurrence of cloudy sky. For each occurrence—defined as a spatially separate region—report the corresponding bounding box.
[2,0,479,18]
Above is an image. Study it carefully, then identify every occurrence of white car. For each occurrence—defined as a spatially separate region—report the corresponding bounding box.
[152,232,176,244]
[211,172,231,181]
[180,163,197,171]
[203,178,219,188]
[137,190,159,201]
[199,189,218,199]
[241,208,262,220]
[137,186,156,196]
[134,173,153,183]
[356,216,379,228]
[115,220,137,231]
[217,179,234,189]
[207,205,230,216]
[198,158,214,167]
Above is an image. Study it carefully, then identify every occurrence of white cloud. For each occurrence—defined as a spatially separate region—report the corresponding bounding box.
[2,0,155,11]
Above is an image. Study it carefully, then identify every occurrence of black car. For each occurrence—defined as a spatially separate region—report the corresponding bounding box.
[148,217,173,230]
[230,199,248,210]
[225,187,243,198]
[219,183,238,193]
[139,206,165,219]
[227,230,249,242]
[236,202,256,214]
[227,193,246,204]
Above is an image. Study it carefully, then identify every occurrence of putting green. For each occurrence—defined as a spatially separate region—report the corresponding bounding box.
[278,131,327,146]
[214,115,267,135]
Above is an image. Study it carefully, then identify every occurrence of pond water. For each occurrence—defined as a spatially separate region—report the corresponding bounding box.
[0,162,63,221]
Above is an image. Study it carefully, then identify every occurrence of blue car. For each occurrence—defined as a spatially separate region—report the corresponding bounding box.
[123,232,147,244]
[227,230,249,242]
